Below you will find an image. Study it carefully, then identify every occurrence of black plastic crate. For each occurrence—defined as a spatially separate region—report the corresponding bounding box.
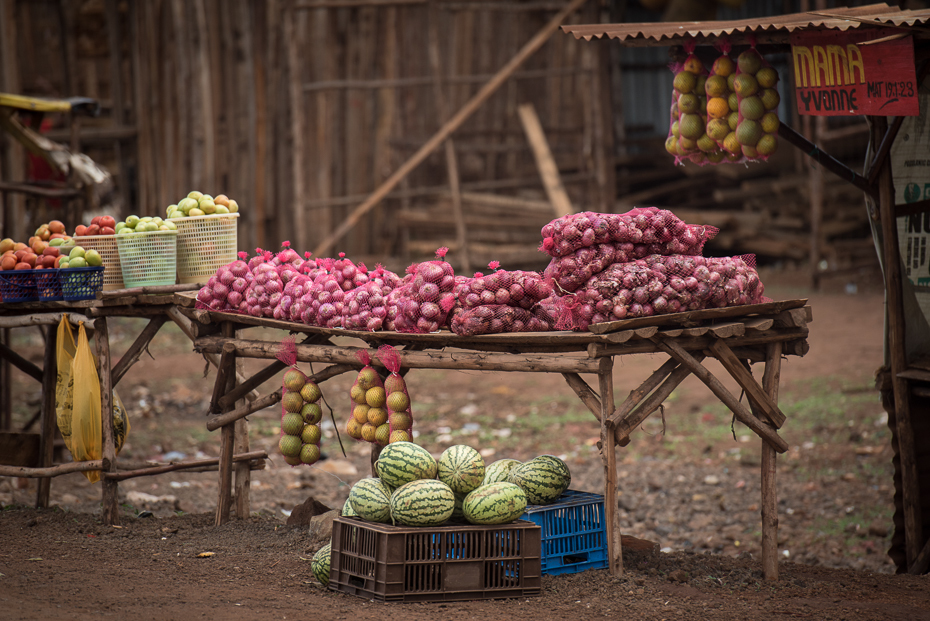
[522,490,608,575]
[329,516,542,603]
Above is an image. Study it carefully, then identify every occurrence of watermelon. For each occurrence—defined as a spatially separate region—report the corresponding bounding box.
[463,482,527,525]
[375,441,437,488]
[341,497,357,517]
[483,458,522,485]
[508,457,571,505]
[437,444,485,494]
[390,479,455,527]
[450,491,467,522]
[348,477,393,523]
[311,542,331,586]
[532,454,571,481]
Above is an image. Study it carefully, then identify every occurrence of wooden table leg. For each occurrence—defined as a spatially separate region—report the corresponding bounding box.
[598,357,622,575]
[95,317,120,526]
[36,324,57,508]
[233,330,250,519]
[215,322,238,525]
[760,341,783,581]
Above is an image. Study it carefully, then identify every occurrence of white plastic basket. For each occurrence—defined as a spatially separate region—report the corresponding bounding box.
[115,230,178,288]
[72,234,124,291]
[166,213,239,284]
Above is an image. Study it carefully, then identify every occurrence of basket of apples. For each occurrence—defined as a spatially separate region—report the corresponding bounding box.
[72,214,123,290]
[166,191,239,284]
[114,215,178,288]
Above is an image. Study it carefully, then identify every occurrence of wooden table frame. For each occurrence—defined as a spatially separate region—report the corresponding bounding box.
[178,293,811,581]
[0,285,267,524]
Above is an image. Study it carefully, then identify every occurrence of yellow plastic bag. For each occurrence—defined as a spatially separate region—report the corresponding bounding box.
[69,322,102,483]
[55,316,78,454]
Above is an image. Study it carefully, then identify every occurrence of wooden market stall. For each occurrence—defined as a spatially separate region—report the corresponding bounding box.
[563,2,930,575]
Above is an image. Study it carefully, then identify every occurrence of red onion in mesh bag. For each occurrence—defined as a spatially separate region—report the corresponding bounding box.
[195,255,255,314]
[450,304,556,336]
[554,254,766,331]
[540,207,717,258]
[298,271,345,328]
[392,248,457,334]
[458,262,553,311]
[341,265,402,331]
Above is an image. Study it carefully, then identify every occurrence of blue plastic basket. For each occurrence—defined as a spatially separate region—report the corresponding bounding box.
[0,269,38,303]
[520,490,608,576]
[60,266,105,301]
[34,269,64,301]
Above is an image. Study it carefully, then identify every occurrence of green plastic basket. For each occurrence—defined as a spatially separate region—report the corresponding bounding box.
[115,230,178,288]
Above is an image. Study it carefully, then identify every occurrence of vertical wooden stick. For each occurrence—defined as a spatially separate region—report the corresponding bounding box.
[760,341,782,581]
[95,318,119,526]
[36,325,57,509]
[215,322,237,525]
[599,357,622,575]
[233,328,250,519]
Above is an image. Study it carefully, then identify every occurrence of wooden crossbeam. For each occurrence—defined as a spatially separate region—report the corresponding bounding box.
[0,339,43,382]
[111,315,168,387]
[709,340,786,429]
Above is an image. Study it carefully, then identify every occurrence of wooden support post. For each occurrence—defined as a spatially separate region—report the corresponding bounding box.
[873,115,924,568]
[649,336,789,453]
[210,343,237,415]
[215,323,238,525]
[111,315,168,387]
[760,341,782,581]
[709,340,786,428]
[611,357,678,425]
[233,327,250,520]
[94,318,119,526]
[518,103,574,217]
[598,357,622,575]
[312,0,588,257]
[1,328,10,430]
[0,339,45,382]
[35,325,57,508]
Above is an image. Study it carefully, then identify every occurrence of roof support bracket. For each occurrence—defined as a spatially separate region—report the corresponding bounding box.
[776,123,876,198]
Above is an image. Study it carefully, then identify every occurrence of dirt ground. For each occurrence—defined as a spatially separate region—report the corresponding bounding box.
[3,266,930,620]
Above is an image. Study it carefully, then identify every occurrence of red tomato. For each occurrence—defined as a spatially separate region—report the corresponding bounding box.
[75,224,87,236]
[100,226,116,235]
[99,215,116,229]
[85,224,100,236]
[91,216,101,226]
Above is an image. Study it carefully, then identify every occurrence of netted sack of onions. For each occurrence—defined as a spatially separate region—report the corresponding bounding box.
[342,266,402,331]
[539,208,717,259]
[450,304,555,336]
[557,254,766,331]
[392,248,457,334]
[456,261,553,312]
[298,271,346,328]
[196,252,254,313]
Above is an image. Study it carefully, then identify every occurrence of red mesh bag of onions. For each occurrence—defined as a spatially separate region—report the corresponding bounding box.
[276,337,323,467]
[377,345,413,444]
[540,208,718,259]
[196,252,254,313]
[299,270,346,328]
[392,247,457,334]
[451,304,555,336]
[345,350,388,445]
[556,254,768,331]
[456,261,553,311]
[343,265,402,331]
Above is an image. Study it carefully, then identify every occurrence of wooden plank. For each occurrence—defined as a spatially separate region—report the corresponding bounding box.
[587,326,809,359]
[613,355,702,446]
[111,316,168,387]
[760,341,782,581]
[312,0,588,258]
[706,322,746,339]
[586,299,808,334]
[773,306,812,328]
[94,318,119,526]
[195,335,606,375]
[874,116,922,569]
[649,336,789,454]
[709,339,787,429]
[744,317,775,332]
[0,340,44,383]
[208,390,281,432]
[518,103,574,217]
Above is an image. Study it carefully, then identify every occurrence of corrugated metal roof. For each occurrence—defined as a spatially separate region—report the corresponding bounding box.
[562,2,930,47]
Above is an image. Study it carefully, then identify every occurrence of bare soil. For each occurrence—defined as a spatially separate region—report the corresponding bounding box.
[4,271,930,620]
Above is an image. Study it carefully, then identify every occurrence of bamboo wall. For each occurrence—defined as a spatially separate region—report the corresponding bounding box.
[0,0,614,272]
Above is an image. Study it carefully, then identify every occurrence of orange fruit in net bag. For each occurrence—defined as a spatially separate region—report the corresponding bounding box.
[706,97,729,120]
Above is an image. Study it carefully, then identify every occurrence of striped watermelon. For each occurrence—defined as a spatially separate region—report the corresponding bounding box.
[532,454,571,482]
[450,491,467,522]
[483,458,522,485]
[463,482,527,525]
[311,542,331,586]
[348,477,393,523]
[508,457,571,505]
[375,441,437,488]
[341,498,357,517]
[390,479,455,527]
[437,444,485,494]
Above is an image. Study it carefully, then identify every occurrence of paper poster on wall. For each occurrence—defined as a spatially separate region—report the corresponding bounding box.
[790,28,918,117]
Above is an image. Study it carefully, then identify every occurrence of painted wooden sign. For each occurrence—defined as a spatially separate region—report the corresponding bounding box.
[790,28,918,117]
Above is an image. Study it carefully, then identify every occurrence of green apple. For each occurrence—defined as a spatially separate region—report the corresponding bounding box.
[59,260,70,269]
[49,238,64,247]
[215,205,229,215]
[199,199,216,214]
[69,246,86,259]
[163,220,177,230]
[199,194,213,203]
[140,216,153,223]
[126,215,140,228]
[85,249,103,267]
[227,200,239,213]
[187,190,204,201]
[69,257,87,268]
[117,227,133,235]
[179,197,198,215]
[115,221,126,232]
[189,207,205,217]
[166,204,178,216]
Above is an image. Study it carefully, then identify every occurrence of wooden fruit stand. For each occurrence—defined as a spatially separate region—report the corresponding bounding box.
[0,286,268,525]
[174,291,812,580]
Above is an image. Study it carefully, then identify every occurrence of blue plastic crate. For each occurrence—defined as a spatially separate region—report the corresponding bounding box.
[35,269,64,301]
[520,490,608,576]
[60,266,104,301]
[0,269,38,303]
